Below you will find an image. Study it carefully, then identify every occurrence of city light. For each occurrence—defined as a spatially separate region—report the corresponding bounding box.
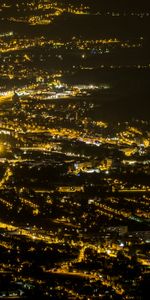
[0,0,149,299]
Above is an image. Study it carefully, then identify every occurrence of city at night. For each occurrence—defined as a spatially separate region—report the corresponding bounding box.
[0,1,150,299]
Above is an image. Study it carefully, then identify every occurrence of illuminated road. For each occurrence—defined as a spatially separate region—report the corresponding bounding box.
[0,221,63,245]
[0,221,129,296]
[0,167,13,188]
[0,92,14,103]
